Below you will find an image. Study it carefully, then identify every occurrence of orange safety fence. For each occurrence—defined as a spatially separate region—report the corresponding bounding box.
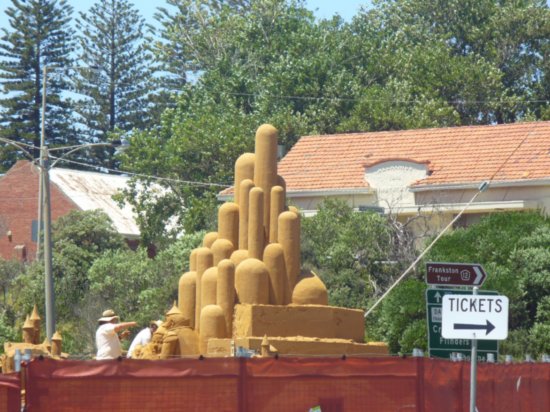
[23,356,549,412]
[0,372,20,412]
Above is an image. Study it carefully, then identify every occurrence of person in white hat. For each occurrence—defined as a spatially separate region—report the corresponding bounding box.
[126,320,162,358]
[95,309,137,360]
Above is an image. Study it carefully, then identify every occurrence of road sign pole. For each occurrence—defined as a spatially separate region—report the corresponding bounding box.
[469,287,478,412]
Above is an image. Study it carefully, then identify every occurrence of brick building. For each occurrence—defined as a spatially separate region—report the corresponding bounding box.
[0,161,140,261]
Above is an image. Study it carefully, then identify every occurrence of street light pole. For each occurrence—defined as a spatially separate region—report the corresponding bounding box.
[37,66,47,260]
[41,146,55,341]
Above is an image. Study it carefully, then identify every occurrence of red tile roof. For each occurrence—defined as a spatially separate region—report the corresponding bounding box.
[278,121,550,192]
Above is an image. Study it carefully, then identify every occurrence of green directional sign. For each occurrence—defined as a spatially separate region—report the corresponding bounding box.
[426,288,499,361]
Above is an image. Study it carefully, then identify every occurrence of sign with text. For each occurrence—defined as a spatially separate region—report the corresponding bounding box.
[442,294,509,340]
[426,262,487,286]
[426,289,498,360]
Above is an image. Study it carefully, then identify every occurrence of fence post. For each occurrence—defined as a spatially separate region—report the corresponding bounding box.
[458,361,465,412]
[238,357,248,412]
[415,357,425,412]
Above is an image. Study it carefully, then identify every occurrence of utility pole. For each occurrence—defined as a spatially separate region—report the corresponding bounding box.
[37,66,47,260]
[469,287,479,412]
[41,145,55,341]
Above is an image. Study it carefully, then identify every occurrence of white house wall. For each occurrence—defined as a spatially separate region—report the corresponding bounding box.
[287,193,376,214]
[414,185,550,213]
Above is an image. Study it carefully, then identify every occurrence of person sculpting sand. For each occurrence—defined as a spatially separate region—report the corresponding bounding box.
[127,320,162,358]
[95,309,137,360]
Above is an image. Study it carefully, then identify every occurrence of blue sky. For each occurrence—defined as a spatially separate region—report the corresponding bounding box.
[0,1,370,30]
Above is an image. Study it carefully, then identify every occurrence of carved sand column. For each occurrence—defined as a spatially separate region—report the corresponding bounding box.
[278,211,301,292]
[234,153,255,205]
[277,175,286,192]
[201,267,218,310]
[189,249,198,271]
[211,239,234,266]
[235,258,269,304]
[263,243,289,305]
[217,259,235,338]
[178,271,196,328]
[248,187,264,260]
[199,305,226,354]
[253,124,278,238]
[230,249,249,268]
[195,247,213,332]
[218,202,239,250]
[269,185,285,243]
[203,232,219,248]
[238,179,254,250]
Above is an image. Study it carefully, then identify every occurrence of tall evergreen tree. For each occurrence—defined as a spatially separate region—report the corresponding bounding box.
[0,0,76,171]
[74,0,155,167]
[152,0,251,93]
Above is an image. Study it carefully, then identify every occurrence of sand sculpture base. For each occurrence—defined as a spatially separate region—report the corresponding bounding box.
[204,304,388,357]
[208,337,388,357]
[234,304,365,342]
[138,303,389,358]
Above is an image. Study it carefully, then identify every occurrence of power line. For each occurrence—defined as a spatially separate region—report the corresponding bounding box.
[226,91,550,105]
[48,156,232,189]
[0,137,232,188]
[364,183,487,318]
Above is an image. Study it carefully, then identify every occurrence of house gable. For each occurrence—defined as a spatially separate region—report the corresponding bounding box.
[365,159,429,208]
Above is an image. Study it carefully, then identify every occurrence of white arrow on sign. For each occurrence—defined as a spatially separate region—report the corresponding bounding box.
[441,294,509,340]
[434,291,442,303]
[473,266,484,285]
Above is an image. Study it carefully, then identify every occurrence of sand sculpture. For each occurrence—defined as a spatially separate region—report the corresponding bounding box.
[134,124,388,358]
[1,305,65,373]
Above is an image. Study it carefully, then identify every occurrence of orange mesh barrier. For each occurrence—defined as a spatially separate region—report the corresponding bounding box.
[244,357,419,411]
[475,362,550,412]
[0,373,21,412]
[24,357,549,412]
[25,358,241,412]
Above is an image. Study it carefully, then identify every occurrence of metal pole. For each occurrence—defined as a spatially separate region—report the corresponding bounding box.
[41,146,55,341]
[469,286,478,412]
[37,66,47,260]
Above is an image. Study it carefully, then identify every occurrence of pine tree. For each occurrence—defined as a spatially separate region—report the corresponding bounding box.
[74,0,155,166]
[0,0,76,171]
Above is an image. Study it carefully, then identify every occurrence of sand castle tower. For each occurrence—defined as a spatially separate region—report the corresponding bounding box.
[1,306,66,373]
[136,124,387,358]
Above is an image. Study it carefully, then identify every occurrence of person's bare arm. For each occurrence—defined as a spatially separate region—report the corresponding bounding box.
[114,322,137,333]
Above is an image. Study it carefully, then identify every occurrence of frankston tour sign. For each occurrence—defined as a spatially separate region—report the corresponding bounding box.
[426,262,487,287]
